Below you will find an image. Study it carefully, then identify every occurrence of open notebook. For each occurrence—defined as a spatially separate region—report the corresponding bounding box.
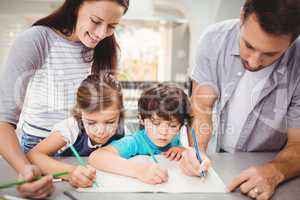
[78,155,226,193]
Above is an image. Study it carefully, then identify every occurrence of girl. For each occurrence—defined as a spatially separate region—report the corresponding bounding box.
[0,1,128,197]
[27,73,125,188]
[89,83,192,185]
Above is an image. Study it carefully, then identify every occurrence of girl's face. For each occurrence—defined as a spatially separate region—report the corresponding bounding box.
[143,114,181,147]
[81,104,120,145]
[74,1,124,48]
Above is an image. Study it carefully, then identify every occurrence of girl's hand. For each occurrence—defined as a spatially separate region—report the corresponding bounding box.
[69,165,96,188]
[163,147,186,161]
[137,163,168,184]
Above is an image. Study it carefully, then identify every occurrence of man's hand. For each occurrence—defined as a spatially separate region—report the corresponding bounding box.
[227,163,284,200]
[179,147,211,176]
[17,164,54,199]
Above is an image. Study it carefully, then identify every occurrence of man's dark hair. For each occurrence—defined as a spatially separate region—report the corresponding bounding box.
[243,0,300,40]
[138,83,191,129]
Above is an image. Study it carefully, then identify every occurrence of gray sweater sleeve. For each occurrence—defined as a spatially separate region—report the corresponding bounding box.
[0,26,48,125]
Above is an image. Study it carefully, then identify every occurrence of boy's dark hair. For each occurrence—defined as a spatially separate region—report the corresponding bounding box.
[243,0,300,41]
[138,83,191,129]
[33,0,129,74]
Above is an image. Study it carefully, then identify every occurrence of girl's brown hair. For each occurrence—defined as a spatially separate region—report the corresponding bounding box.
[33,0,129,74]
[72,73,124,129]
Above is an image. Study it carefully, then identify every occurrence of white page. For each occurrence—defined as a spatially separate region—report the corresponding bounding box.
[78,155,226,193]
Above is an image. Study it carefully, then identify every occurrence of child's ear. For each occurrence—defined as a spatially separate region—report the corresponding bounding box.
[138,115,144,125]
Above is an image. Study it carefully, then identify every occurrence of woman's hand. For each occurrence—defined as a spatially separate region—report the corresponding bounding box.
[17,164,54,199]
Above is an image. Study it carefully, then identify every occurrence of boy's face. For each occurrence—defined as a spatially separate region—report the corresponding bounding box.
[143,114,181,147]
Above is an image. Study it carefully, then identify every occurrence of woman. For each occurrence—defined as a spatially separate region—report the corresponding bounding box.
[0,0,129,198]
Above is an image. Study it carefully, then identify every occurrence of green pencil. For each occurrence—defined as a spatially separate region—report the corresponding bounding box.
[141,137,158,163]
[0,171,69,189]
[68,144,99,187]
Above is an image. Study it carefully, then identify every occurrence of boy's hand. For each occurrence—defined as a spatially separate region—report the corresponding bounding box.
[163,147,185,161]
[69,165,96,188]
[137,163,168,184]
[179,147,211,176]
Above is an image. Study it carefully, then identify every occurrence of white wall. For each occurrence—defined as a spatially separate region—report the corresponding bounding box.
[0,0,57,70]
[0,0,244,74]
[168,0,244,71]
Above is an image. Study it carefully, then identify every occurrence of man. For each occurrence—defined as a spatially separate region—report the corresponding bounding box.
[180,0,300,200]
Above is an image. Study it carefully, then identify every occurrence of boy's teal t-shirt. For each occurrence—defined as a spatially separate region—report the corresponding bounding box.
[110,129,181,159]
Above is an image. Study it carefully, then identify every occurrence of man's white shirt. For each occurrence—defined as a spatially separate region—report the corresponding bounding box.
[222,65,275,152]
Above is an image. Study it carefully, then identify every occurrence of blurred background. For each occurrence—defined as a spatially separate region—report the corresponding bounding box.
[0,0,244,131]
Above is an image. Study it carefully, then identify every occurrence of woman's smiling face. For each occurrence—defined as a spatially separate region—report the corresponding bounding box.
[73,1,124,48]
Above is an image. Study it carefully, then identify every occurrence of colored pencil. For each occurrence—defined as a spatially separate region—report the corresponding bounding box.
[68,144,99,187]
[141,137,158,163]
[0,171,69,189]
[191,127,206,177]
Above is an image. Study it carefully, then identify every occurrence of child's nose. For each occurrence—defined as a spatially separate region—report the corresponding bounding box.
[95,124,105,135]
[158,124,169,135]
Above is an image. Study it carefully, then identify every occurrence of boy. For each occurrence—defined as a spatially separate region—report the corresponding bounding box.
[89,83,191,184]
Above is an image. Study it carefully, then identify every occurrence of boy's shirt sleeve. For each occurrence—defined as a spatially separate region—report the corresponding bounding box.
[170,134,181,147]
[110,134,139,159]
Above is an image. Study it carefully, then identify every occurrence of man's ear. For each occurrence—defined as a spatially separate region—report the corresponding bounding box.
[240,7,245,25]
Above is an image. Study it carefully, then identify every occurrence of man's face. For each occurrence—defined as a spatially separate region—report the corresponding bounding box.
[239,13,292,72]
